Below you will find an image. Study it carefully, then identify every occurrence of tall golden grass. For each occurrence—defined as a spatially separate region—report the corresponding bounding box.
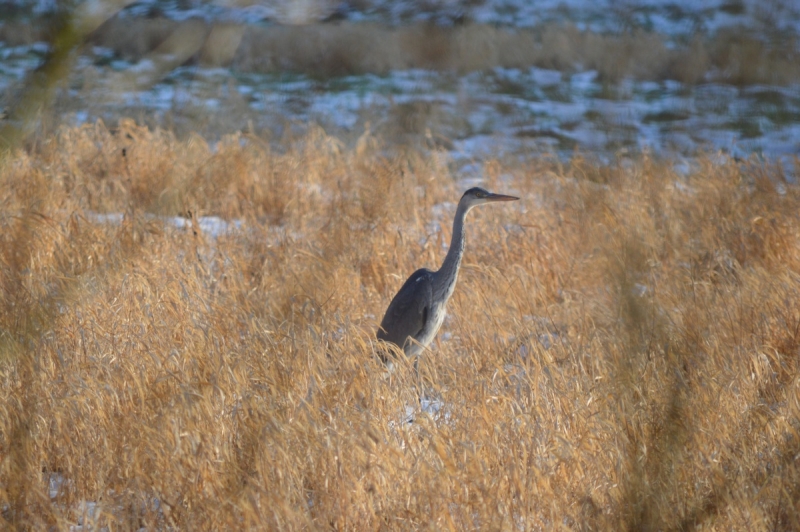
[1,120,800,529]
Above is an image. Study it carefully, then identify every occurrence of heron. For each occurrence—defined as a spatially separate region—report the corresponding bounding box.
[376,187,519,364]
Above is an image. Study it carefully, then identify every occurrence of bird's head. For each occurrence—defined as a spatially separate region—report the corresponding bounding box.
[460,187,519,209]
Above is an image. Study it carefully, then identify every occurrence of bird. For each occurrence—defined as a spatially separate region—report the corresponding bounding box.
[376,187,519,363]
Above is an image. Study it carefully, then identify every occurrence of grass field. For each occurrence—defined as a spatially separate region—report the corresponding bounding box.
[1,120,799,529]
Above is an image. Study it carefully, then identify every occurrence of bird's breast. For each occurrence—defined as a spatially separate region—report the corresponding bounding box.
[415,302,447,352]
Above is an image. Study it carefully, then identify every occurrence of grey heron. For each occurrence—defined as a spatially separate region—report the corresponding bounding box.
[376,187,519,363]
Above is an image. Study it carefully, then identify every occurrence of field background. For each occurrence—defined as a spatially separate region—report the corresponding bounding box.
[2,0,800,530]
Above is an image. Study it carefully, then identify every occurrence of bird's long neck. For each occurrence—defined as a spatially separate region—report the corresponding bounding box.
[434,201,469,301]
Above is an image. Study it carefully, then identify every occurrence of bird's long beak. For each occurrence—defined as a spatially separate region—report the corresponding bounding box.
[486,192,520,202]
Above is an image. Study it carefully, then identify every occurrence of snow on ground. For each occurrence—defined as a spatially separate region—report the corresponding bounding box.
[1,1,798,171]
[86,212,242,237]
[3,2,794,522]
[44,62,799,178]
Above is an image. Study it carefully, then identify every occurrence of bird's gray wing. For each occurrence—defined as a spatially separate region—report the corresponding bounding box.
[377,268,434,351]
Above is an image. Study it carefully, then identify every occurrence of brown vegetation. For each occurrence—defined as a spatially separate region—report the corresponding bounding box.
[3,17,800,84]
[1,120,800,529]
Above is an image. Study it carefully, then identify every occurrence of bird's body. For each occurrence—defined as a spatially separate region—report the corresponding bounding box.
[377,187,518,360]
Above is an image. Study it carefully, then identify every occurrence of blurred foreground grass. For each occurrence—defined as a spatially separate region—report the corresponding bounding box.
[1,120,799,529]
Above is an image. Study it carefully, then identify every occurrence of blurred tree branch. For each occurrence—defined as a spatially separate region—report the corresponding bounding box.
[0,0,135,155]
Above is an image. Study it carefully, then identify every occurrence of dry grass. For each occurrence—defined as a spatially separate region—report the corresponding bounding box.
[4,17,800,84]
[1,121,800,529]
[99,18,800,84]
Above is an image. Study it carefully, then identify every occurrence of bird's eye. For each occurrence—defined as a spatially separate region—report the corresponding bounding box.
[476,191,485,197]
